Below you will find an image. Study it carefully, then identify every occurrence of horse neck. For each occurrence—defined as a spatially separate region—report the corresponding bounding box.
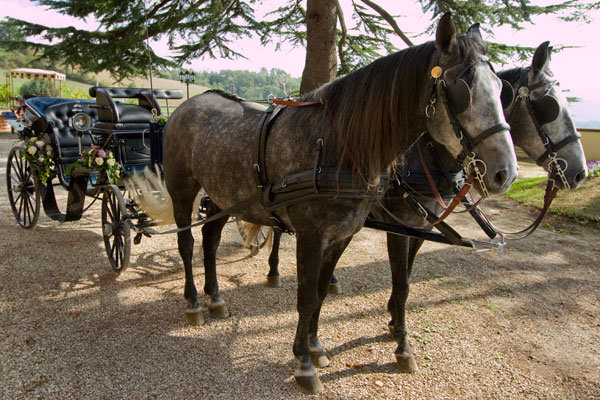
[315,43,437,179]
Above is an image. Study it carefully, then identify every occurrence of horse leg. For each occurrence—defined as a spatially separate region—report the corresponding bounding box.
[266,229,282,287]
[387,234,424,372]
[309,238,352,367]
[293,235,351,394]
[201,203,230,319]
[171,188,203,325]
[293,232,326,394]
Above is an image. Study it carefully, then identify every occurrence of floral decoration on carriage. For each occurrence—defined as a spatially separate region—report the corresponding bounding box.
[65,144,122,184]
[18,136,55,186]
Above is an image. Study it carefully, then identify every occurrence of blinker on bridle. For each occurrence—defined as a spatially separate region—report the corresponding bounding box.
[510,67,581,189]
[427,60,511,197]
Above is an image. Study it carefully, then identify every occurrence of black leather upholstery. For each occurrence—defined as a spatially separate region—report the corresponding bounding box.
[89,87,180,170]
[43,101,99,165]
[88,86,184,100]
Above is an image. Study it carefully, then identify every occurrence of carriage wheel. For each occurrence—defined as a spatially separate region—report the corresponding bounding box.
[101,184,131,273]
[6,146,40,229]
[236,220,270,252]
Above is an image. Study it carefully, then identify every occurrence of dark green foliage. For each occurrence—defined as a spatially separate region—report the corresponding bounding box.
[166,67,301,101]
[0,0,590,80]
[19,78,51,96]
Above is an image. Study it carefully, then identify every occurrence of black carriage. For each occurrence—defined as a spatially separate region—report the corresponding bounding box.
[5,87,184,271]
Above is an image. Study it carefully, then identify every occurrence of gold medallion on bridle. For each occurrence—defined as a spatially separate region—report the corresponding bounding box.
[518,86,530,97]
[431,66,443,79]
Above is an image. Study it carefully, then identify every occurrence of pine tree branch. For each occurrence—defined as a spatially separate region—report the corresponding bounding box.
[359,0,413,46]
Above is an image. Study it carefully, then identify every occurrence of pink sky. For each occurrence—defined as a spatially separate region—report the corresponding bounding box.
[2,0,599,106]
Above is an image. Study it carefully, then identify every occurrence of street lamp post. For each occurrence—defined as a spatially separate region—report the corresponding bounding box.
[179,69,196,99]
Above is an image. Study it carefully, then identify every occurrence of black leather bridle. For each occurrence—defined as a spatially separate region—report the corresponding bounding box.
[508,68,581,188]
[427,59,511,197]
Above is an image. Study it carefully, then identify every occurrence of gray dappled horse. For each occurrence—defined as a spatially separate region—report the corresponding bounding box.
[382,40,588,371]
[151,14,517,394]
[264,40,587,374]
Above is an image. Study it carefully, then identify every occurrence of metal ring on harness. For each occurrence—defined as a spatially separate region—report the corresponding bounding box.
[425,102,436,118]
[465,155,489,198]
[548,154,570,189]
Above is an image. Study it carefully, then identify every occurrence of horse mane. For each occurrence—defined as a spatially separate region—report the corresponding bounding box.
[298,34,483,181]
[497,67,524,86]
[205,88,247,102]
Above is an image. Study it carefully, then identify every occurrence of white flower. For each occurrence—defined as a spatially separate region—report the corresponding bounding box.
[37,157,44,162]
[95,157,104,166]
[106,158,115,167]
[27,146,37,155]
[36,140,45,148]
[46,151,52,156]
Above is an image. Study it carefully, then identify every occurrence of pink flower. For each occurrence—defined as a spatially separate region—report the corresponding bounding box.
[91,145,100,151]
[98,149,106,158]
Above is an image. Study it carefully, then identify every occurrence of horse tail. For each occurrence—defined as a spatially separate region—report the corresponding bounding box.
[241,222,275,253]
[125,165,176,224]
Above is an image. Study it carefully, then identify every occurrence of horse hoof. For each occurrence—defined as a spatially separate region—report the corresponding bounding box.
[396,354,418,373]
[294,374,324,395]
[328,281,342,295]
[185,307,204,326]
[310,352,330,368]
[266,275,282,288]
[209,302,230,319]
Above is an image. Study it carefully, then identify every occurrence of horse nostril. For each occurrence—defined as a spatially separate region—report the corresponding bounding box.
[494,169,508,188]
[574,169,587,184]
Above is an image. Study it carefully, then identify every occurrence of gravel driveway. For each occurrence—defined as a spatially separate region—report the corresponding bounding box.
[1,131,599,399]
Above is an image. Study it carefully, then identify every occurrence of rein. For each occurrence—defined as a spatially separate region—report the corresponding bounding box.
[416,139,449,209]
[475,172,559,240]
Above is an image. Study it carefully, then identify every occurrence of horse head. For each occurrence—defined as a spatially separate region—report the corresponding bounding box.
[500,41,588,189]
[426,14,517,197]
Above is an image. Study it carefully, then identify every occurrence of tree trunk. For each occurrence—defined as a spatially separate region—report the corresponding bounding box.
[300,0,338,94]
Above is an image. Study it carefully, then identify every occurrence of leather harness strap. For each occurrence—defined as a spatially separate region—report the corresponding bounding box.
[416,139,448,209]
[253,104,285,188]
[273,98,321,107]
[476,172,559,240]
[432,173,475,225]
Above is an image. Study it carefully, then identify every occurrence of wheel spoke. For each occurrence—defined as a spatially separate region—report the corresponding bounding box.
[23,193,30,225]
[110,235,117,256]
[106,203,115,222]
[24,193,34,225]
[17,192,24,220]
[14,157,24,180]
[111,195,119,220]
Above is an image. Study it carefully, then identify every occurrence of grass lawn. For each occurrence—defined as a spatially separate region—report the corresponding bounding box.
[506,176,600,226]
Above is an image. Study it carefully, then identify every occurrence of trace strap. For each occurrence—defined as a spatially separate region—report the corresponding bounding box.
[141,196,259,236]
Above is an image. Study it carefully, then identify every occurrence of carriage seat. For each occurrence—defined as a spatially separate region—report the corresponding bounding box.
[89,87,183,131]
[89,87,182,171]
[43,100,99,165]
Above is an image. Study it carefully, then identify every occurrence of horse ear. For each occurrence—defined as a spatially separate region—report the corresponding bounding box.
[532,41,551,75]
[467,23,482,41]
[436,12,455,53]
